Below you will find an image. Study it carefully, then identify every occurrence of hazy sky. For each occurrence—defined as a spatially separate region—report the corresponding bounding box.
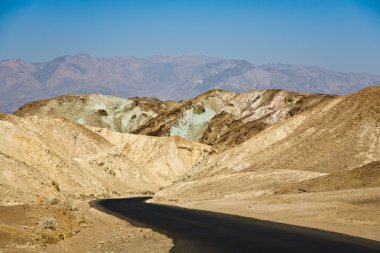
[0,0,379,74]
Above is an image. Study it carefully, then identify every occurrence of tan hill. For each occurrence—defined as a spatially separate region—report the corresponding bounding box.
[154,85,380,240]
[14,89,334,151]
[156,85,380,200]
[275,161,380,194]
[0,114,211,206]
[159,85,380,184]
[0,113,210,250]
[87,126,213,187]
[0,112,209,251]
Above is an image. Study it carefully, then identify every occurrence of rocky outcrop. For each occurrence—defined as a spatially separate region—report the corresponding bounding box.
[14,89,334,151]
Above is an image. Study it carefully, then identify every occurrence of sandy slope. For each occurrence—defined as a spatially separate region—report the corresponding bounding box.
[88,126,214,187]
[155,86,380,198]
[0,114,209,252]
[0,113,211,206]
[0,114,147,205]
[0,198,173,253]
[154,85,380,241]
[158,85,380,185]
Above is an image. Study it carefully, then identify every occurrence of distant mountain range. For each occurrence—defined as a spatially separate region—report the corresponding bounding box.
[1,54,379,113]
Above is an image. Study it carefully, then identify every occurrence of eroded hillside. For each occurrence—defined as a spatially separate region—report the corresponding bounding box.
[0,113,213,206]
[0,112,212,250]
[153,85,380,241]
[14,89,334,151]
[2,85,380,250]
[156,86,380,199]
[15,94,178,133]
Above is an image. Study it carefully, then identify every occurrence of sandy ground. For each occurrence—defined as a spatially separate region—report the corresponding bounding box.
[0,203,81,253]
[0,199,173,253]
[2,187,379,253]
[156,187,380,242]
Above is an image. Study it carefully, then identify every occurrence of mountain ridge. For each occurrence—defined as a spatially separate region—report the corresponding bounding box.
[1,54,380,113]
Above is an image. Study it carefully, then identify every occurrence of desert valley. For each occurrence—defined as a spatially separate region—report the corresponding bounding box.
[2,1,380,251]
[0,83,379,252]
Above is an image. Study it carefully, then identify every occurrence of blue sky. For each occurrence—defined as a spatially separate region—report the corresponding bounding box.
[0,0,379,74]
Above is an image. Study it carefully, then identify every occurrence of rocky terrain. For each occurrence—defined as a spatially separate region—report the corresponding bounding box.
[2,54,380,113]
[15,89,334,151]
[1,85,379,252]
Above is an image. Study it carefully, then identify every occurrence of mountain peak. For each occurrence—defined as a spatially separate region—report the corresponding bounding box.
[1,54,380,113]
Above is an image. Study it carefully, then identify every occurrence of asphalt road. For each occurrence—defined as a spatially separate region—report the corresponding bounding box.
[90,197,380,253]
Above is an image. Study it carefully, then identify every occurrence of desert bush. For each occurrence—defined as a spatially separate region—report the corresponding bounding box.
[52,181,60,192]
[38,217,58,230]
[46,198,61,205]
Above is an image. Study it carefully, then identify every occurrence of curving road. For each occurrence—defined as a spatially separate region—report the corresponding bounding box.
[90,197,380,253]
